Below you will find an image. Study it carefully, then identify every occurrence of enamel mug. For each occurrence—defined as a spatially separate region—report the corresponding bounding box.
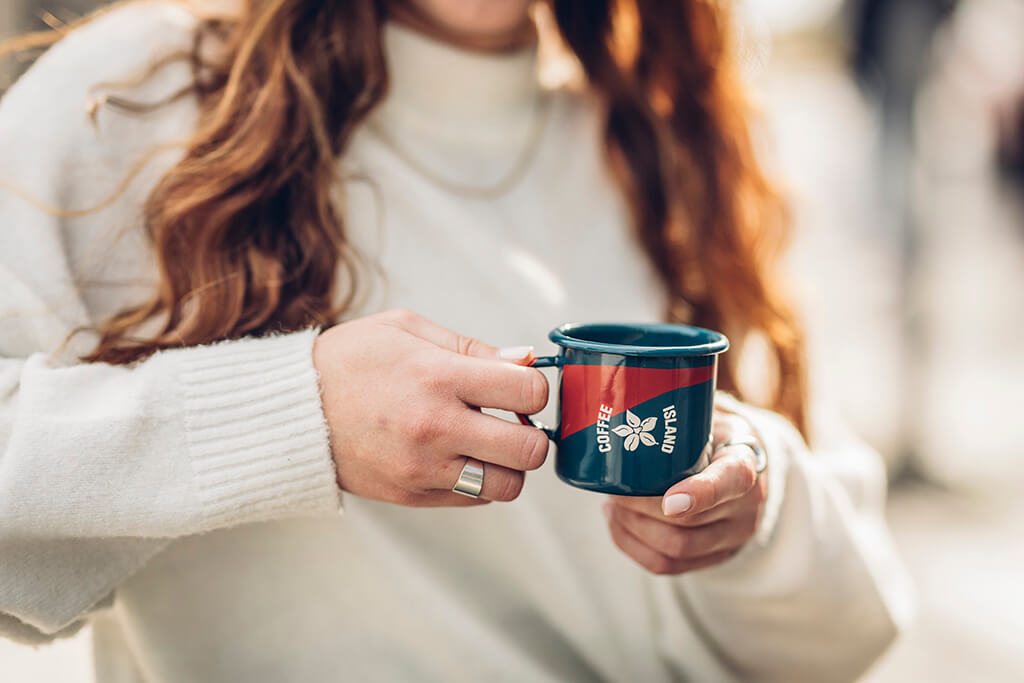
[518,322,729,496]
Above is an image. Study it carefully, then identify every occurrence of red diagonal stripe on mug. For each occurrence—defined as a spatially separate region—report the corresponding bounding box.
[559,364,714,438]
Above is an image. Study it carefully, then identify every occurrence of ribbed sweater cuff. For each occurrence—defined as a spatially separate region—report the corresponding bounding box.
[177,329,341,529]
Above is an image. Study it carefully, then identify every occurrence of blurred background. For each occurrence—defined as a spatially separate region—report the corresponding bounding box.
[2,0,1023,681]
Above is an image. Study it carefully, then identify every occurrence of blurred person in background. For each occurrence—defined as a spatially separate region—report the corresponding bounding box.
[0,1,911,681]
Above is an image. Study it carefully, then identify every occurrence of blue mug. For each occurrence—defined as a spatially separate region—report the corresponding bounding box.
[518,322,729,496]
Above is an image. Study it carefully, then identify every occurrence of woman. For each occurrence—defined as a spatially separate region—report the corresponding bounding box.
[0,0,911,680]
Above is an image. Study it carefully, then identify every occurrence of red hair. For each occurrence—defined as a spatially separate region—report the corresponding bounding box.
[3,0,807,434]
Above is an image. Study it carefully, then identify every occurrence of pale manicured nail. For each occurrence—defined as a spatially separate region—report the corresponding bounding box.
[498,346,534,360]
[663,493,694,516]
[601,503,613,521]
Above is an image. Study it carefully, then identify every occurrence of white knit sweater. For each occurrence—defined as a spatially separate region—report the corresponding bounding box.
[0,3,912,681]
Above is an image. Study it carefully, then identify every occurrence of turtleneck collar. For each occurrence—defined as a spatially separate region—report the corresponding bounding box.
[373,21,541,141]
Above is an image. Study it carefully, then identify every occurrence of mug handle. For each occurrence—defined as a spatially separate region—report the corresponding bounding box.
[515,355,561,439]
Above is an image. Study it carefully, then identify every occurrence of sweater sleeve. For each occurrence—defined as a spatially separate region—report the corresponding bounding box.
[0,329,343,641]
[0,3,341,643]
[651,395,915,682]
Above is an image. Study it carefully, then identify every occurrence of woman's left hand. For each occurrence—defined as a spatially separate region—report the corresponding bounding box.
[603,408,767,575]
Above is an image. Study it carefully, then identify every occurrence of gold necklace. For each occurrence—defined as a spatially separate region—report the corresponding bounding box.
[365,93,554,200]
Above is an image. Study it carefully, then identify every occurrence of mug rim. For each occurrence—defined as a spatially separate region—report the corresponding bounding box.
[549,322,729,357]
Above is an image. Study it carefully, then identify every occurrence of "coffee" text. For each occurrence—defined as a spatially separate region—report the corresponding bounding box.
[596,404,613,453]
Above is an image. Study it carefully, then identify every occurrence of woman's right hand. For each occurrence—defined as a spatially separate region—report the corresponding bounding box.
[312,309,550,507]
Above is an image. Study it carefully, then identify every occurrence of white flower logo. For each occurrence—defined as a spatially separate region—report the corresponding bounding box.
[611,410,658,451]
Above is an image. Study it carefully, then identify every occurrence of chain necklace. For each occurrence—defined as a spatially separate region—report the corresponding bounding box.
[365,93,554,200]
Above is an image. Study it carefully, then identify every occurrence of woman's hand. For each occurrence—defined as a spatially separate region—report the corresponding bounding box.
[313,309,549,507]
[603,408,767,575]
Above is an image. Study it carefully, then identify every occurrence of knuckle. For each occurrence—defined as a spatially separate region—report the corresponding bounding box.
[738,459,758,492]
[608,506,628,530]
[649,555,676,576]
[519,430,549,470]
[701,476,721,511]
[387,308,420,326]
[456,335,485,357]
[616,506,638,528]
[401,410,442,446]
[406,354,433,381]
[491,471,525,502]
[522,370,548,414]
[420,369,447,394]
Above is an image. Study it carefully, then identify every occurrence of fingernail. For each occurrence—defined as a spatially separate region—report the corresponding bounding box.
[663,493,694,516]
[601,502,613,521]
[498,345,534,360]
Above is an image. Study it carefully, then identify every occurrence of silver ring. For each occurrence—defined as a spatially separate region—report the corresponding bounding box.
[715,439,767,474]
[452,457,485,498]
